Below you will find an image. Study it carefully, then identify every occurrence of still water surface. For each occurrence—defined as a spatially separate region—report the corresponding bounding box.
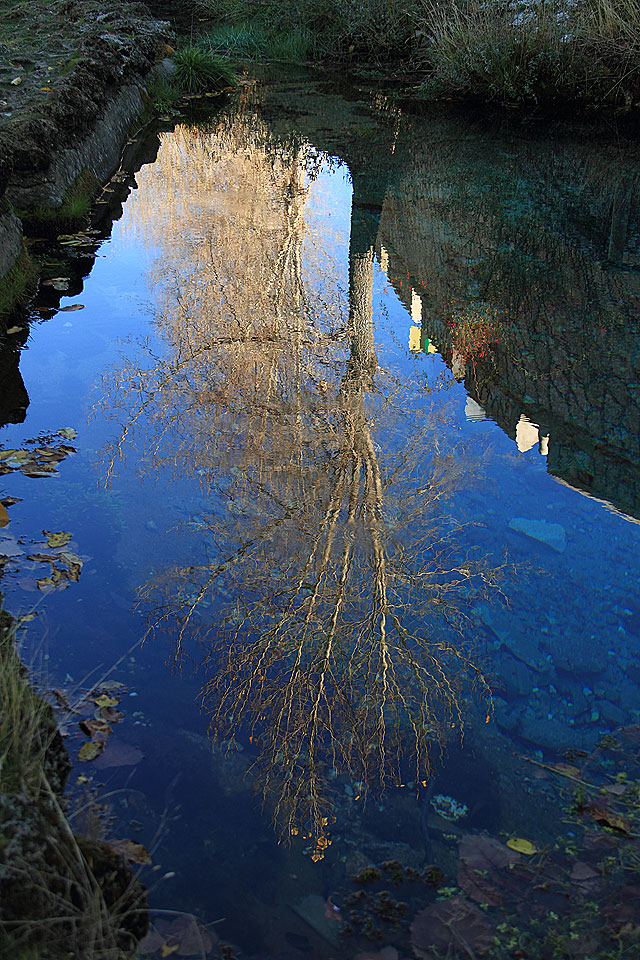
[2,76,640,959]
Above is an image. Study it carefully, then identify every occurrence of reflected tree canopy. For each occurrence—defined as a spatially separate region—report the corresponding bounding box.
[100,114,505,848]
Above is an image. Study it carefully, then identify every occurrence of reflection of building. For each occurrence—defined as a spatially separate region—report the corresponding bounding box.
[371,152,640,522]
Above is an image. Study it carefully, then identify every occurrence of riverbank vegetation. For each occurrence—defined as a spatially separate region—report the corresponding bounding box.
[184,0,640,110]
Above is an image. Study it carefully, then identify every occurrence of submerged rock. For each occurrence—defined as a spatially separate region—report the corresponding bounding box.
[518,713,598,754]
[475,602,550,673]
[508,516,566,552]
[290,893,341,945]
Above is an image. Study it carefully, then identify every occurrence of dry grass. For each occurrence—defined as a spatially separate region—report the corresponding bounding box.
[414,0,640,106]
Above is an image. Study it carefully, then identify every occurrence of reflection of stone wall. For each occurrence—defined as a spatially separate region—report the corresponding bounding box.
[376,145,640,520]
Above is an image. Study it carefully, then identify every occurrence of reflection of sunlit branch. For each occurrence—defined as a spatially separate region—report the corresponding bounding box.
[99,116,505,849]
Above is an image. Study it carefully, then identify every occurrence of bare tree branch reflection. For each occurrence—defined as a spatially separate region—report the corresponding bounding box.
[99,117,504,849]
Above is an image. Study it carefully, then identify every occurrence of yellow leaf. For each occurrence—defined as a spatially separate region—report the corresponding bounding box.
[506,837,537,855]
[78,741,104,762]
[161,945,179,957]
[40,86,51,91]
[0,503,9,527]
[43,530,72,548]
[94,694,119,708]
[22,466,58,478]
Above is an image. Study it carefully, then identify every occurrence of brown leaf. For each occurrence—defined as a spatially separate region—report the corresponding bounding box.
[109,839,151,864]
[21,465,58,478]
[603,783,627,796]
[95,705,124,723]
[571,862,599,882]
[0,503,9,527]
[411,897,495,958]
[585,803,632,835]
[79,718,113,739]
[552,763,582,778]
[93,740,144,768]
[163,916,216,955]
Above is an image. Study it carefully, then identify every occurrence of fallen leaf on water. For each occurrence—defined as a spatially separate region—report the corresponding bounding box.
[1,450,28,462]
[552,763,582,779]
[58,428,77,440]
[0,504,9,527]
[22,466,58,478]
[43,531,72,548]
[78,740,105,761]
[94,694,119,708]
[79,718,112,739]
[585,804,632,835]
[10,77,22,85]
[37,576,55,592]
[0,539,23,557]
[139,929,165,954]
[59,304,85,312]
[95,705,124,723]
[571,862,599,882]
[18,578,38,591]
[58,550,83,567]
[94,740,144,768]
[506,837,537,855]
[109,838,151,864]
[603,783,627,796]
[167,915,216,955]
[1,497,21,506]
[5,325,23,335]
[161,946,179,958]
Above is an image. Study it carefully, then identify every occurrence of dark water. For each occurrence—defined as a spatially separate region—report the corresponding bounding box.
[2,76,640,959]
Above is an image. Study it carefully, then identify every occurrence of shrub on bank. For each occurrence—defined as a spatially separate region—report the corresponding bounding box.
[415,0,640,107]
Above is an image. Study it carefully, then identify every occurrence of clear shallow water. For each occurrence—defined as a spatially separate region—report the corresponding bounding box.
[2,77,640,959]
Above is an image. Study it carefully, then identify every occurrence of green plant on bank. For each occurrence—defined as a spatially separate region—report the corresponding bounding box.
[192,0,417,57]
[0,617,53,797]
[172,44,237,93]
[206,21,314,63]
[186,0,640,108]
[13,167,99,237]
[0,244,37,321]
[147,76,183,114]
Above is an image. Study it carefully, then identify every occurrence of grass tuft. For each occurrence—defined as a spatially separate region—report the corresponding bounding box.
[172,45,237,93]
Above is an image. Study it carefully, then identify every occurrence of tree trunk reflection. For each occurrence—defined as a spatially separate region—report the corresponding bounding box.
[100,118,503,848]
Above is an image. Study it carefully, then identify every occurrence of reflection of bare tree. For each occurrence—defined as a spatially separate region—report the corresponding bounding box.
[101,117,502,847]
